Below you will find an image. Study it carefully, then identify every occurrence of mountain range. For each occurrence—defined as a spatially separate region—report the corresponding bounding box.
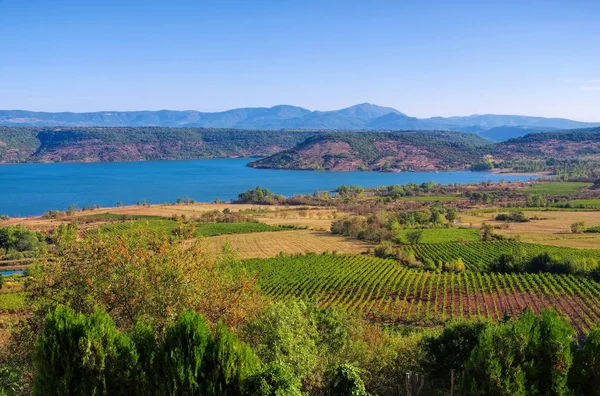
[2,103,599,141]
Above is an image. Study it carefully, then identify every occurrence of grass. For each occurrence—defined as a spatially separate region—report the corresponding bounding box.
[97,219,284,237]
[525,182,592,196]
[207,230,370,259]
[397,228,480,244]
[0,292,27,311]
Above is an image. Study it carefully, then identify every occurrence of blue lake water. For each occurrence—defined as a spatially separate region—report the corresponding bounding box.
[0,270,24,276]
[0,158,534,217]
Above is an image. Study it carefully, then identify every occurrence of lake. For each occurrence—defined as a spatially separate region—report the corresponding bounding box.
[0,158,534,217]
[0,270,24,276]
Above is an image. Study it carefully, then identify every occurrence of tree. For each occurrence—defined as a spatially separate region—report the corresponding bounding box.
[405,230,423,245]
[423,321,488,388]
[571,221,586,234]
[445,208,458,223]
[0,225,42,253]
[203,322,261,396]
[326,364,367,396]
[158,311,211,395]
[0,275,3,291]
[570,328,600,395]
[33,306,139,396]
[464,309,575,396]
[244,300,318,380]
[28,230,263,332]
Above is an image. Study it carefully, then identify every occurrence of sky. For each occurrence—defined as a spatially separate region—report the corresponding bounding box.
[0,0,599,121]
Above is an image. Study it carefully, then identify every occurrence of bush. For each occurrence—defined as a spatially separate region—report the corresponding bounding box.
[0,225,43,253]
[570,328,600,395]
[326,363,367,396]
[495,211,529,222]
[423,321,488,389]
[245,362,302,396]
[33,306,139,396]
[465,309,575,395]
[571,221,586,234]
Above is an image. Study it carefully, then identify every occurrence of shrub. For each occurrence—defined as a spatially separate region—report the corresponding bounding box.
[570,328,600,395]
[245,362,303,396]
[571,221,586,234]
[326,363,367,396]
[33,306,139,396]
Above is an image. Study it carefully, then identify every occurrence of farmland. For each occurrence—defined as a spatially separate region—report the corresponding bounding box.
[95,218,284,237]
[207,230,370,259]
[400,241,600,271]
[245,253,600,332]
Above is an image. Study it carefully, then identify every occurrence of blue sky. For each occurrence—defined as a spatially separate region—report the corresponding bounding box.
[0,0,599,120]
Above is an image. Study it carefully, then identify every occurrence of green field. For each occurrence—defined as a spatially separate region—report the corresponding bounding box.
[525,182,592,196]
[244,253,600,332]
[400,241,600,271]
[565,199,600,208]
[97,219,284,237]
[396,228,480,244]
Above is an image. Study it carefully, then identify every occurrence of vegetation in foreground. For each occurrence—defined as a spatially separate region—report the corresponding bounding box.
[2,179,600,394]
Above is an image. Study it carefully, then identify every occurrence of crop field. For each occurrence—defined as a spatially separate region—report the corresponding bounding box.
[96,219,283,236]
[566,199,600,208]
[400,241,600,271]
[245,254,600,332]
[524,182,592,196]
[208,230,370,259]
[396,228,480,244]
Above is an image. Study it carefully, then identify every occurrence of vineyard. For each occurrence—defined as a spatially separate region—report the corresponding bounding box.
[94,219,284,237]
[399,241,600,271]
[245,254,600,332]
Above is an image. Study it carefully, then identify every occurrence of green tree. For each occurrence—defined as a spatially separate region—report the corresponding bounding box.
[244,300,318,380]
[570,328,600,395]
[423,321,488,388]
[465,309,575,396]
[203,322,261,396]
[33,306,138,396]
[405,230,423,244]
[326,363,367,396]
[158,311,211,395]
[445,207,458,223]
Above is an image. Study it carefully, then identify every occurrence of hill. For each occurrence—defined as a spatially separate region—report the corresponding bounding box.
[495,129,600,160]
[0,127,316,163]
[250,129,600,172]
[2,104,599,141]
[248,131,491,171]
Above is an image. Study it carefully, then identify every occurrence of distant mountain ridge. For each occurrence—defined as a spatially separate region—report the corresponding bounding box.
[1,103,599,141]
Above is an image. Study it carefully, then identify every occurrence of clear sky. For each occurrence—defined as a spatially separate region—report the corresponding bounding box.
[0,0,599,120]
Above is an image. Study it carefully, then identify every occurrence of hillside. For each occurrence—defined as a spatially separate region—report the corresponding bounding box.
[0,127,316,163]
[495,129,600,160]
[248,131,491,171]
[249,129,600,172]
[2,104,599,140]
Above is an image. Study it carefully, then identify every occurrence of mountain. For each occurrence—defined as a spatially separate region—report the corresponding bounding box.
[1,104,599,141]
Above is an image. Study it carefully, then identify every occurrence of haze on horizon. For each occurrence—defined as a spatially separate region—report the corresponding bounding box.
[0,0,599,121]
